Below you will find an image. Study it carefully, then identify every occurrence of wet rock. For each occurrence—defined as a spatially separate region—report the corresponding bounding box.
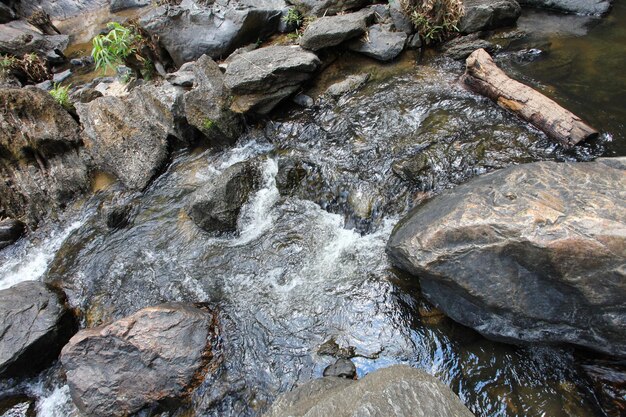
[69,86,103,103]
[0,281,76,378]
[0,20,68,63]
[0,219,25,250]
[183,55,243,146]
[110,0,151,13]
[387,158,626,357]
[459,0,522,34]
[188,161,261,234]
[324,73,369,98]
[299,10,373,51]
[518,0,612,15]
[323,359,357,379]
[16,0,108,20]
[140,0,286,66]
[60,303,216,417]
[347,24,407,61]
[317,338,356,359]
[224,45,320,114]
[0,87,88,227]
[264,365,475,417]
[442,34,496,60]
[290,0,372,17]
[292,93,314,107]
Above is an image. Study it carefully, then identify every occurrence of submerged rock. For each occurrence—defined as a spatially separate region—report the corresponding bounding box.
[347,23,407,61]
[0,218,25,250]
[324,73,370,98]
[224,45,320,114]
[322,359,357,379]
[188,160,261,234]
[299,10,373,51]
[387,158,626,357]
[459,0,522,34]
[0,281,76,378]
[61,303,216,417]
[0,87,88,227]
[264,365,475,417]
[518,0,612,15]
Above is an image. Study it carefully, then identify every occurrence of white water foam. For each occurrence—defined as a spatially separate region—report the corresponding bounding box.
[0,220,84,291]
[33,384,77,417]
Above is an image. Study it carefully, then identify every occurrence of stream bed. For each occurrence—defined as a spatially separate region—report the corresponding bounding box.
[1,2,625,417]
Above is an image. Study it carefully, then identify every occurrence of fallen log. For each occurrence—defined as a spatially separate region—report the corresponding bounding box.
[461,48,598,147]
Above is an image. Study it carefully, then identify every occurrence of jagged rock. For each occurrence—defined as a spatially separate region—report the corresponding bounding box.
[322,359,357,379]
[299,10,373,51]
[442,34,496,60]
[76,83,186,190]
[0,87,88,227]
[324,73,369,98]
[183,55,243,146]
[15,0,108,20]
[0,20,68,63]
[518,0,612,15]
[388,0,413,33]
[224,45,320,114]
[288,0,372,16]
[140,0,287,66]
[188,161,261,234]
[347,24,407,61]
[0,219,25,250]
[61,303,216,417]
[387,158,626,357]
[0,281,76,378]
[459,0,522,34]
[110,0,151,12]
[264,365,475,417]
[69,86,103,103]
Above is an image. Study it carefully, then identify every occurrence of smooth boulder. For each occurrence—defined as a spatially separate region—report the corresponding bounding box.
[347,24,407,61]
[61,303,216,417]
[299,10,373,51]
[188,161,261,234]
[0,281,76,378]
[264,365,475,417]
[459,0,522,33]
[387,158,626,357]
[0,219,25,249]
[518,0,612,15]
[224,45,320,114]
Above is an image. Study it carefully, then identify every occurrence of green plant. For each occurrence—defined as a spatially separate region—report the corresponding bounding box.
[400,0,464,44]
[202,118,216,131]
[0,53,50,84]
[49,83,73,110]
[0,55,17,70]
[283,8,303,27]
[92,22,139,73]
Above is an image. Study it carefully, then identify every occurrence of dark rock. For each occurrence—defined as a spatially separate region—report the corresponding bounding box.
[323,359,356,379]
[347,24,407,61]
[140,0,286,66]
[324,73,369,98]
[60,303,216,417]
[264,365,475,417]
[388,0,413,33]
[0,87,88,227]
[299,10,373,51]
[0,3,17,24]
[518,0,612,15]
[110,0,151,13]
[387,159,626,357]
[0,20,69,63]
[276,157,309,194]
[183,55,243,146]
[188,161,262,234]
[69,87,103,103]
[442,34,496,60]
[0,281,76,378]
[78,82,191,190]
[289,0,372,17]
[459,0,522,34]
[0,219,25,250]
[407,33,422,49]
[317,338,355,359]
[224,45,320,114]
[292,93,314,107]
[16,0,108,20]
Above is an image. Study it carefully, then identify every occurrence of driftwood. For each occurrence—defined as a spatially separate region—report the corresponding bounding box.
[461,48,598,147]
[27,10,61,35]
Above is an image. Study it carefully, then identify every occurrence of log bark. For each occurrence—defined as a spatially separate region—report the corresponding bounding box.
[461,48,598,147]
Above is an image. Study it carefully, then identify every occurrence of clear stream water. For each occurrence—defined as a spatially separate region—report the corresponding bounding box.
[0,2,625,417]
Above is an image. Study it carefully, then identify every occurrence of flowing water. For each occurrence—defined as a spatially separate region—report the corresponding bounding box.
[1,3,625,417]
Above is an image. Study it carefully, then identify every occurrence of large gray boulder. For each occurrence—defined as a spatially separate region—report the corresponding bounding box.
[0,20,68,63]
[61,303,216,417]
[288,0,372,16]
[15,0,108,20]
[387,158,626,357]
[188,160,261,234]
[299,10,373,51]
[518,0,612,15]
[182,55,243,146]
[264,365,475,417]
[76,83,186,190]
[140,0,287,66]
[224,45,320,114]
[0,281,76,378]
[459,0,522,34]
[0,87,88,227]
[347,24,407,61]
